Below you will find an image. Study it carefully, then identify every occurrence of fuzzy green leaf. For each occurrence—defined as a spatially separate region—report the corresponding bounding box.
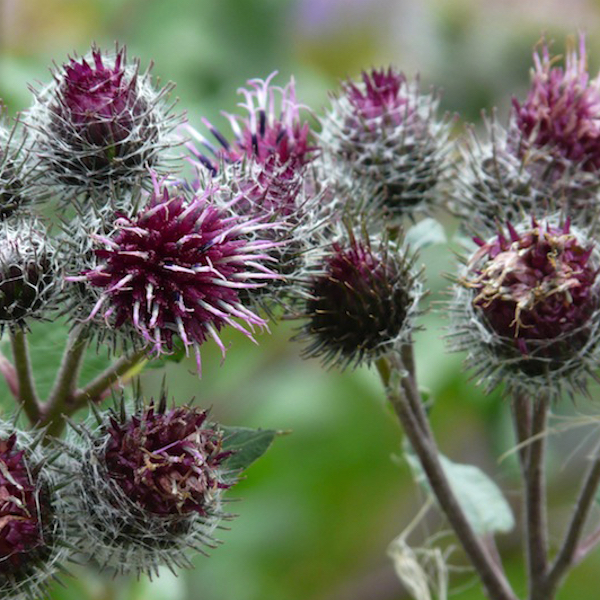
[406,451,514,536]
[220,426,278,472]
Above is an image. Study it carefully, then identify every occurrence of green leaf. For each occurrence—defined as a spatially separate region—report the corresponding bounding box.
[406,451,514,536]
[220,425,278,472]
[405,218,447,251]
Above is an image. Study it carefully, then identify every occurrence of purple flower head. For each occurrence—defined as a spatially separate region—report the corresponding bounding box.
[59,48,138,146]
[186,72,316,176]
[452,216,600,394]
[29,45,177,192]
[103,398,232,517]
[294,232,421,368]
[512,35,600,169]
[63,394,235,576]
[186,75,324,314]
[319,66,452,218]
[79,176,278,371]
[0,429,64,599]
[345,67,412,124]
[0,435,52,580]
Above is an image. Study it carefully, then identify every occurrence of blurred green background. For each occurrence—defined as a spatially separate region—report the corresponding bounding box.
[4,0,600,599]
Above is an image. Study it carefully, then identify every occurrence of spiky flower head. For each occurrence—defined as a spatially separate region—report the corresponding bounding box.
[319,66,452,219]
[512,35,600,169]
[185,73,324,314]
[27,45,178,196]
[63,394,234,576]
[292,230,421,368]
[0,116,38,221]
[454,109,600,235]
[186,72,316,175]
[0,220,60,330]
[450,216,600,396]
[0,426,67,600]
[74,177,278,371]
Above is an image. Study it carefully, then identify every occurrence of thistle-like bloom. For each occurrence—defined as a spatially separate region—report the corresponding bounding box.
[0,428,66,600]
[512,35,600,168]
[76,178,279,370]
[63,394,235,576]
[450,216,600,395]
[454,105,600,234]
[293,231,421,368]
[186,74,323,313]
[0,117,37,220]
[319,67,452,219]
[452,117,544,232]
[0,220,60,330]
[186,72,315,175]
[27,45,178,195]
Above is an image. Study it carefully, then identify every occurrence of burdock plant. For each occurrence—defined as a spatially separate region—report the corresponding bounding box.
[3,34,600,600]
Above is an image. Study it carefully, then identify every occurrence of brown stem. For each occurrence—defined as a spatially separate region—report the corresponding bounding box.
[381,352,517,600]
[526,396,550,600]
[511,392,550,600]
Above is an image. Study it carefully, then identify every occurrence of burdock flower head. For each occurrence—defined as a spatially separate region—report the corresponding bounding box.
[451,216,600,395]
[0,115,37,221]
[186,72,316,176]
[0,426,66,600]
[512,35,600,169]
[28,45,178,195]
[319,66,452,219]
[0,220,60,331]
[74,176,279,371]
[186,73,322,313]
[293,230,422,368]
[63,393,234,575]
[454,37,600,234]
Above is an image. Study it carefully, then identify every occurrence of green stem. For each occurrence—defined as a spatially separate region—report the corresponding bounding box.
[9,328,41,425]
[71,348,147,410]
[379,351,517,600]
[40,325,89,437]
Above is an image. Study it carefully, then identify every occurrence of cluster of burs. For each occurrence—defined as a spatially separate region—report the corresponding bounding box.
[1,33,600,598]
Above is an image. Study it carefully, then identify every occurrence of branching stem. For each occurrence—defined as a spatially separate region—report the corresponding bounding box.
[71,348,147,410]
[378,352,517,600]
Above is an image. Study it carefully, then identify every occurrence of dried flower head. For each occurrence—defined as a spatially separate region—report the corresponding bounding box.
[512,35,600,169]
[0,220,60,330]
[0,426,66,600]
[450,216,600,395]
[27,45,178,196]
[73,177,279,370]
[319,67,452,219]
[293,230,422,368]
[63,394,234,576]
